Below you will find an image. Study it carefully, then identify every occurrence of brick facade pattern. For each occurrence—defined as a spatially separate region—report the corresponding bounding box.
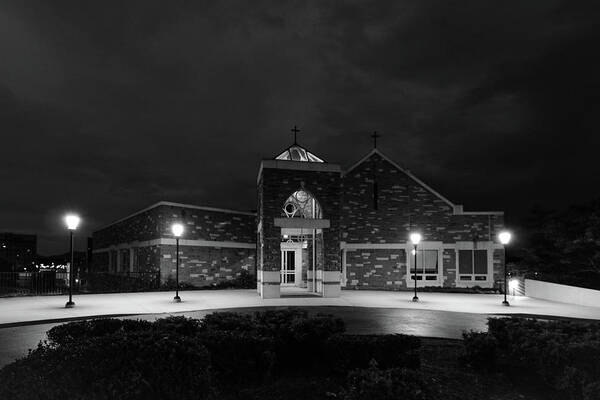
[94,204,255,249]
[258,166,341,273]
[92,203,256,287]
[345,249,407,289]
[341,152,504,290]
[341,153,503,244]
[92,150,505,292]
[160,245,254,286]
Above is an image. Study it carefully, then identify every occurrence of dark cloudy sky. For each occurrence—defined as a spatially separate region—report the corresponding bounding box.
[1,0,599,255]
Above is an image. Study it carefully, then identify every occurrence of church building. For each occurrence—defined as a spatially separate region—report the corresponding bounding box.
[92,133,505,299]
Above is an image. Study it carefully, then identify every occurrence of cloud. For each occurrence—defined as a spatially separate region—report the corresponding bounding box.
[1,0,599,253]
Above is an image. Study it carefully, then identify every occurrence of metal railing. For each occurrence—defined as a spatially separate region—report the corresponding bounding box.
[0,270,161,296]
[0,271,69,296]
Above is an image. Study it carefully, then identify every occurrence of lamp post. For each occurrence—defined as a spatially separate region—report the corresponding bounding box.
[64,214,80,308]
[498,230,512,306]
[410,232,422,302]
[172,223,184,303]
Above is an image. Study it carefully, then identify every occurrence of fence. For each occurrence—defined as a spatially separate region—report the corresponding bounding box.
[0,270,69,296]
[0,271,161,296]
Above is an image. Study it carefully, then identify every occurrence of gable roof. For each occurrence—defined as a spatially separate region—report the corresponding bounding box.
[343,149,503,215]
[343,148,455,208]
[95,201,256,232]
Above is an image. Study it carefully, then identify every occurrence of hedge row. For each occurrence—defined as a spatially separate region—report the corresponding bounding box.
[0,309,422,400]
[463,317,600,400]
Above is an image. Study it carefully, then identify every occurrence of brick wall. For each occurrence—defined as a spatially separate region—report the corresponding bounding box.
[341,152,503,243]
[341,151,505,290]
[345,248,407,289]
[94,203,255,249]
[92,202,257,285]
[159,245,254,286]
[259,165,341,273]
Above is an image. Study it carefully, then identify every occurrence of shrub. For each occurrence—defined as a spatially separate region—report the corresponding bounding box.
[325,334,421,375]
[82,272,160,293]
[462,317,600,400]
[461,331,498,371]
[0,310,427,399]
[0,330,211,400]
[200,311,258,333]
[214,269,256,289]
[200,308,345,339]
[199,309,346,380]
[46,317,153,346]
[153,315,202,335]
[199,330,277,386]
[341,361,430,400]
[46,316,201,347]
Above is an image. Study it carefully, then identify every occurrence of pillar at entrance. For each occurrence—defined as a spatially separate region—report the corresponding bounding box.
[257,154,342,300]
[318,270,341,297]
[258,270,281,298]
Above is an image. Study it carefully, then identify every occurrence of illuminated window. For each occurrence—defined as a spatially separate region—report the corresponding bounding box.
[459,250,488,281]
[275,145,324,162]
[282,190,322,218]
[410,249,439,280]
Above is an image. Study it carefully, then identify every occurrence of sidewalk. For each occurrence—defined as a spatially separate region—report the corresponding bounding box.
[1,289,599,326]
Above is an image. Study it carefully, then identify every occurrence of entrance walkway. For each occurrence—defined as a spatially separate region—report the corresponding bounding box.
[1,289,598,326]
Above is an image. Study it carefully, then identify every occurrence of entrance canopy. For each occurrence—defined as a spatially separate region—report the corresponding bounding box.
[274,218,330,229]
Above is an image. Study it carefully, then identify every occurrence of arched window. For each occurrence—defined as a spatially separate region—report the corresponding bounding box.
[282,190,322,219]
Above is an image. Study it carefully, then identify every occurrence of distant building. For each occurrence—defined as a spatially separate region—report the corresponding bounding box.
[93,140,505,298]
[36,251,88,271]
[0,233,37,272]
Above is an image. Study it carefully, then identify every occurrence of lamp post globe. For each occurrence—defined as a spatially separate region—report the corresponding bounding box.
[410,232,422,302]
[498,230,512,306]
[64,214,80,308]
[172,223,184,303]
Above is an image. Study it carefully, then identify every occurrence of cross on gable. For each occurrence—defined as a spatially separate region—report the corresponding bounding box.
[291,125,301,144]
[371,131,380,148]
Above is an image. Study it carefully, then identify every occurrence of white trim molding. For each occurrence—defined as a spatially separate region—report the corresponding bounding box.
[274,218,330,229]
[404,241,444,287]
[93,238,255,253]
[341,242,409,250]
[454,241,494,288]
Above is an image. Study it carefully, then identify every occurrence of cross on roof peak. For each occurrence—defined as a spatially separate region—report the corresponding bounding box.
[291,125,301,144]
[371,131,380,149]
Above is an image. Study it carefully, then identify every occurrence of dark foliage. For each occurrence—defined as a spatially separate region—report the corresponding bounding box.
[0,328,211,400]
[325,334,421,374]
[460,331,499,371]
[215,269,256,289]
[46,317,153,346]
[161,269,257,291]
[81,272,161,293]
[418,285,500,294]
[0,310,426,400]
[341,361,431,400]
[463,317,600,400]
[519,200,600,290]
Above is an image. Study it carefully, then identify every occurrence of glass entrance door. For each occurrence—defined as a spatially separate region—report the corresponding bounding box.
[281,250,296,284]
